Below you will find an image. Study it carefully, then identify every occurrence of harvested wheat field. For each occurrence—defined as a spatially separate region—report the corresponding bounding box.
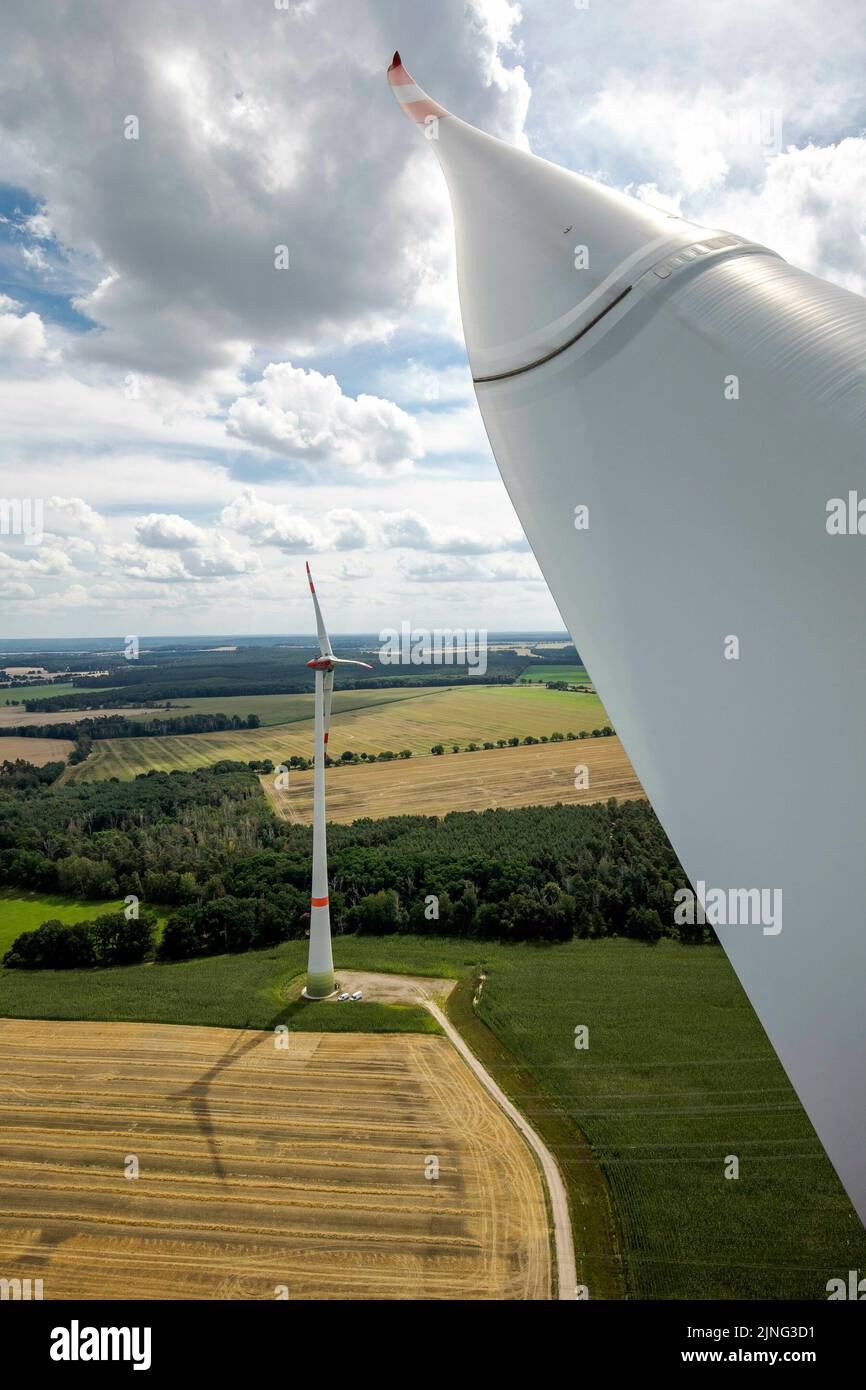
[0,735,74,765]
[0,706,157,729]
[264,734,644,824]
[0,1018,550,1300]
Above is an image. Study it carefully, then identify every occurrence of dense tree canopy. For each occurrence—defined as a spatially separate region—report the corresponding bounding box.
[0,762,703,966]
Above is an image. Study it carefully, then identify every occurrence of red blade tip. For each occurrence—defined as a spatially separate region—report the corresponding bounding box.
[389,50,402,71]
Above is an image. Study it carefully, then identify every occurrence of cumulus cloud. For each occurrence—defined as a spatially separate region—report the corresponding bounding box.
[701,138,866,295]
[110,533,257,582]
[218,489,525,559]
[0,578,36,601]
[220,489,321,552]
[47,497,106,534]
[135,512,207,549]
[226,363,423,478]
[109,546,190,583]
[25,545,75,577]
[220,489,375,553]
[326,508,376,550]
[1,0,863,637]
[181,535,259,577]
[380,508,527,555]
[396,553,543,583]
[0,295,47,359]
[523,0,866,295]
[0,1,527,382]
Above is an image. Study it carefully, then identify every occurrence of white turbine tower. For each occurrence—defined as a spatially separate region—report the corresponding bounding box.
[303,562,372,999]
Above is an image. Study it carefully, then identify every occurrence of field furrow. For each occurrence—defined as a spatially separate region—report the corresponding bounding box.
[0,1019,550,1300]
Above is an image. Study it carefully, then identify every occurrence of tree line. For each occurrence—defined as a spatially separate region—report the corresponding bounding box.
[3,910,157,969]
[431,727,613,753]
[0,762,709,968]
[22,673,522,713]
[5,712,262,740]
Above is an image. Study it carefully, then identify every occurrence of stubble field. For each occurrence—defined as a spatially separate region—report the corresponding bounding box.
[0,1018,550,1300]
[59,684,611,783]
[0,736,74,765]
[264,735,642,823]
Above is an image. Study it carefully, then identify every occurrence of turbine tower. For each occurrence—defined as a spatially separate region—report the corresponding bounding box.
[388,54,866,1226]
[303,562,372,999]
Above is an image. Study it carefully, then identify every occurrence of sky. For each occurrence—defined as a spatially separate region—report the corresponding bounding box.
[0,0,864,637]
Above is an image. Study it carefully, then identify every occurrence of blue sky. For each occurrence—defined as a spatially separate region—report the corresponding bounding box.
[0,0,863,636]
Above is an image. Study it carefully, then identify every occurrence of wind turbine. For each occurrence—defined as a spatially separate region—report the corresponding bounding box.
[303,562,372,999]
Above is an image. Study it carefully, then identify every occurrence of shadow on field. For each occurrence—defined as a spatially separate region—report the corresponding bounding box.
[170,996,310,1182]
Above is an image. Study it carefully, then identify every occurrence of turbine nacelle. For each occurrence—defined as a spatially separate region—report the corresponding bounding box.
[306,657,374,671]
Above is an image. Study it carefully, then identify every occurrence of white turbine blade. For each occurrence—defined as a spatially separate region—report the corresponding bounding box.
[331,657,374,669]
[323,668,334,750]
[306,561,333,657]
[389,53,866,1227]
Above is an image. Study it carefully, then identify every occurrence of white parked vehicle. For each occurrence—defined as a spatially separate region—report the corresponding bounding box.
[350,990,363,1001]
[338,992,349,1002]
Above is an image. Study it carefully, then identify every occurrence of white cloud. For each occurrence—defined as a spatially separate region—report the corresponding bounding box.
[380,508,526,555]
[373,360,475,407]
[0,300,47,359]
[0,2,527,382]
[338,558,373,581]
[396,552,543,582]
[220,489,321,552]
[48,497,106,534]
[220,490,374,553]
[226,363,423,478]
[0,0,863,637]
[21,245,50,274]
[0,579,36,600]
[182,535,259,578]
[109,532,258,582]
[326,508,376,550]
[26,546,75,576]
[135,512,207,549]
[701,138,866,295]
[22,211,52,240]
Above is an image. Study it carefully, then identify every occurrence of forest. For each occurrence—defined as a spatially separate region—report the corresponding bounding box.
[17,645,534,711]
[4,712,263,740]
[0,762,706,968]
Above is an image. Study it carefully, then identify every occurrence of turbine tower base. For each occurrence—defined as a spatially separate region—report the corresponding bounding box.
[302,971,337,1000]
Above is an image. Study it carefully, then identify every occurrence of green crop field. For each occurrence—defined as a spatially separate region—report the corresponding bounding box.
[0,931,861,1300]
[63,683,612,782]
[117,686,437,727]
[0,890,169,956]
[518,663,591,684]
[0,683,110,706]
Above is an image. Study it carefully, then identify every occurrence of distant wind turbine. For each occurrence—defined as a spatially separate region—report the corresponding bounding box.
[303,562,372,999]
